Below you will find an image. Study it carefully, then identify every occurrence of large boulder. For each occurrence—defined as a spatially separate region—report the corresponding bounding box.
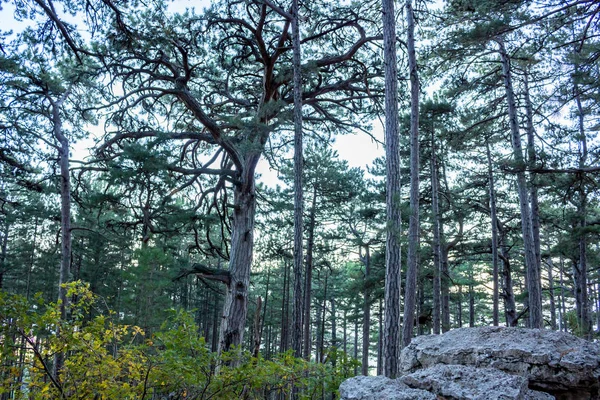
[338,375,436,400]
[400,327,600,399]
[400,364,551,400]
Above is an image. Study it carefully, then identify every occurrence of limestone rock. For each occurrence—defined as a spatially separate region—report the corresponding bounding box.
[400,327,600,398]
[338,375,436,400]
[401,364,529,399]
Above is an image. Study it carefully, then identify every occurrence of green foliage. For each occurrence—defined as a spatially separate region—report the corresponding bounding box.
[0,282,356,399]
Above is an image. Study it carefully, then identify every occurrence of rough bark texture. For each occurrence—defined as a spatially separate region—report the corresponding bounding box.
[50,94,71,379]
[497,38,542,329]
[291,0,304,359]
[431,138,441,335]
[573,70,590,337]
[402,0,420,349]
[524,73,542,308]
[546,257,557,330]
[218,167,258,355]
[486,142,500,326]
[499,224,518,327]
[382,0,402,378]
[302,186,317,360]
[362,246,371,375]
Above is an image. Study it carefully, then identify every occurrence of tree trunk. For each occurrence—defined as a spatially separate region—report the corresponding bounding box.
[439,157,452,333]
[382,0,402,378]
[431,134,442,335]
[486,142,500,327]
[499,226,518,327]
[469,276,475,327]
[497,38,542,329]
[457,285,463,328]
[291,0,304,359]
[574,70,590,338]
[361,246,370,375]
[0,219,8,290]
[280,259,290,352]
[547,257,557,330]
[51,95,71,379]
[218,164,258,356]
[559,256,566,332]
[377,298,383,375]
[343,309,348,355]
[354,303,359,376]
[524,74,542,299]
[302,185,317,360]
[402,0,420,349]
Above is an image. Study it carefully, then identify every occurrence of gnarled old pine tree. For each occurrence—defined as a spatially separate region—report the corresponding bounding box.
[98,0,381,355]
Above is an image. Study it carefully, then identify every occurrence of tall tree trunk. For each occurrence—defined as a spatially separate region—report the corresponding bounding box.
[382,0,402,378]
[560,256,566,332]
[469,275,475,327]
[51,94,71,379]
[354,303,359,376]
[0,219,8,290]
[417,284,425,335]
[302,186,317,360]
[402,0,420,348]
[457,285,463,328]
[218,159,258,356]
[524,73,542,291]
[438,157,452,332]
[431,135,442,335]
[573,69,590,337]
[377,298,383,375]
[343,309,348,355]
[280,259,290,352]
[547,257,557,330]
[291,0,304,359]
[497,38,542,329]
[26,216,39,301]
[361,245,371,375]
[499,226,518,327]
[486,142,500,326]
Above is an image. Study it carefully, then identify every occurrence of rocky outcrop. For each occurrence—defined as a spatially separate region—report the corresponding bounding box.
[340,327,600,400]
[401,364,552,400]
[400,327,600,398]
[338,375,436,400]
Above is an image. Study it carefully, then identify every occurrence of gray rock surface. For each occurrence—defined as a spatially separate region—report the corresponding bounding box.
[338,375,436,400]
[400,327,600,398]
[525,390,556,400]
[401,364,529,399]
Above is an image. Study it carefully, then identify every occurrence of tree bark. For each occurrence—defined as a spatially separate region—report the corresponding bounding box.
[361,245,371,375]
[302,185,317,360]
[280,259,290,352]
[377,298,383,375]
[574,69,590,337]
[486,142,500,326]
[497,38,542,329]
[457,285,463,328]
[402,0,420,348]
[431,135,442,335]
[291,0,304,359]
[524,73,542,292]
[50,93,71,379]
[0,219,8,290]
[547,257,557,330]
[499,225,518,327]
[382,0,402,378]
[218,160,259,356]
